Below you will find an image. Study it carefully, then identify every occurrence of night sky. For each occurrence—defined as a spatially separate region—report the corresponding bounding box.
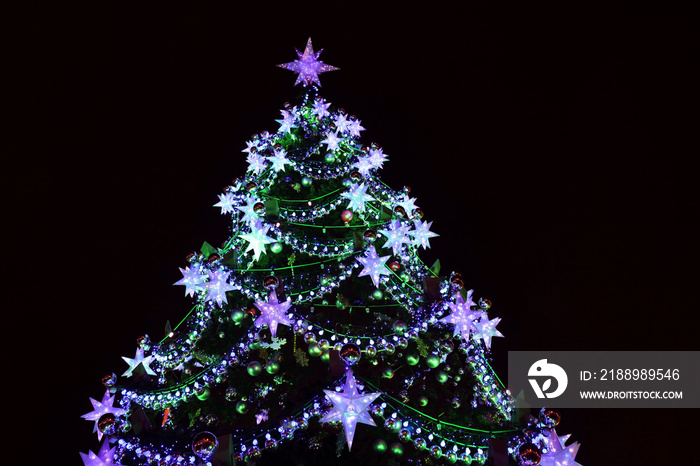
[8,3,697,464]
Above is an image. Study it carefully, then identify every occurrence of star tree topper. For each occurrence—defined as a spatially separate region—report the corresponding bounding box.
[321,369,381,451]
[277,38,339,87]
[253,289,293,337]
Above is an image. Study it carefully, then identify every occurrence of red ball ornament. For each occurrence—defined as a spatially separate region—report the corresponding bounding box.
[518,443,541,465]
[388,261,401,272]
[341,210,353,222]
[253,202,266,214]
[350,171,362,181]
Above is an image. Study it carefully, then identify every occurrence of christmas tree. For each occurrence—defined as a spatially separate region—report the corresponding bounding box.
[81,38,582,466]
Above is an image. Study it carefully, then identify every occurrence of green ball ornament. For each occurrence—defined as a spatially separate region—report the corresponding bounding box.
[447,452,458,463]
[418,396,429,407]
[325,153,335,163]
[341,178,352,187]
[317,339,329,350]
[231,310,245,324]
[292,182,301,191]
[373,439,387,453]
[270,242,283,254]
[265,361,280,374]
[321,350,331,363]
[372,289,384,300]
[430,445,443,458]
[436,371,449,383]
[236,401,249,414]
[425,353,441,369]
[365,345,377,358]
[414,438,426,450]
[301,176,313,187]
[382,368,394,379]
[406,353,420,366]
[247,361,263,376]
[392,320,407,335]
[308,343,322,357]
[390,442,404,457]
[196,387,211,401]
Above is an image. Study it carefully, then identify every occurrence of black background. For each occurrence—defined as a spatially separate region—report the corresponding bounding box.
[7,2,697,464]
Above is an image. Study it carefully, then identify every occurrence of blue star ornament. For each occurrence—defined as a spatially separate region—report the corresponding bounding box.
[121,347,156,378]
[408,219,438,249]
[173,265,206,297]
[473,314,504,349]
[213,192,236,214]
[268,148,291,172]
[277,38,339,87]
[341,183,374,213]
[540,429,582,466]
[321,370,381,450]
[254,289,293,338]
[378,218,411,255]
[203,269,236,305]
[439,290,485,340]
[79,438,118,465]
[240,219,276,261]
[81,390,127,441]
[356,245,391,287]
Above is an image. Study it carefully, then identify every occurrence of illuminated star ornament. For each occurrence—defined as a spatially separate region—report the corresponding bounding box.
[79,438,118,465]
[254,289,293,337]
[356,245,391,288]
[173,265,206,297]
[203,269,236,305]
[321,130,341,152]
[408,219,438,249]
[473,313,504,349]
[122,347,156,378]
[213,192,236,214]
[321,369,381,451]
[82,390,127,441]
[276,109,297,133]
[378,218,411,255]
[237,195,261,225]
[277,37,339,87]
[240,219,276,261]
[267,148,291,172]
[341,183,374,213]
[539,429,582,466]
[439,290,485,340]
[312,97,331,118]
[398,194,419,217]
